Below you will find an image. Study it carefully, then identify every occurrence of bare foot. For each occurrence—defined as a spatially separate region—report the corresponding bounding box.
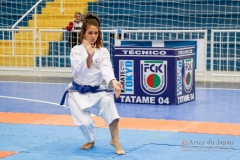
[110,139,125,155]
[80,141,94,150]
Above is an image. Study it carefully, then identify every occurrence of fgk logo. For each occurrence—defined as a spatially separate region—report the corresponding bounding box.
[140,60,167,95]
[183,59,193,93]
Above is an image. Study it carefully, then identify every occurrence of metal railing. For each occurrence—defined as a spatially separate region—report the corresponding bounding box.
[211,30,240,76]
[0,28,239,81]
[121,30,208,75]
[38,29,118,72]
[0,29,35,71]
[11,0,42,55]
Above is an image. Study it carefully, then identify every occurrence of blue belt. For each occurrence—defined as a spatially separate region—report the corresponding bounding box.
[60,81,110,105]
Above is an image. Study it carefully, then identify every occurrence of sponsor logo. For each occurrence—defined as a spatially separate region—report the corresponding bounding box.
[183,59,193,93]
[176,60,183,96]
[119,60,134,94]
[140,60,167,95]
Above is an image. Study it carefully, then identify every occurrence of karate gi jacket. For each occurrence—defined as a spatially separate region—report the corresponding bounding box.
[65,44,116,110]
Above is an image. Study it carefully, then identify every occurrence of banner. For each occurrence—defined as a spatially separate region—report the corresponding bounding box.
[115,39,205,72]
[113,46,195,105]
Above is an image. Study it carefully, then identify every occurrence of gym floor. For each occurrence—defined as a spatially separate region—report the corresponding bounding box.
[0,76,239,160]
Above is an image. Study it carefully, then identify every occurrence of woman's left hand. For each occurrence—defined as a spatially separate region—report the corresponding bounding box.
[111,79,122,99]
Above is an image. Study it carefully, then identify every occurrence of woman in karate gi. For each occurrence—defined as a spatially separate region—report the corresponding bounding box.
[62,13,125,155]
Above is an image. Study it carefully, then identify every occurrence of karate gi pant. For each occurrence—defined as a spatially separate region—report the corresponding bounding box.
[67,92,120,143]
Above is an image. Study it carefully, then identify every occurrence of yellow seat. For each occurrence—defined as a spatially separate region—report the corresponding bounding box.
[0,0,96,66]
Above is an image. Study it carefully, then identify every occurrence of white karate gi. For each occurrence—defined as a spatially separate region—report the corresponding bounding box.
[65,44,120,143]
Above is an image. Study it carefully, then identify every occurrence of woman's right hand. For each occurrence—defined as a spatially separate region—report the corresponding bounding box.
[83,39,94,68]
[82,39,95,59]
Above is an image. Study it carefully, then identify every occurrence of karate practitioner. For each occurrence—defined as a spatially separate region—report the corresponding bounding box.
[61,13,125,155]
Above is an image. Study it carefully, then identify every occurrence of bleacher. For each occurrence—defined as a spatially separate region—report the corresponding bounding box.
[88,0,240,71]
[35,38,71,67]
[0,0,239,69]
[0,0,90,67]
[88,0,240,30]
[0,0,51,34]
[0,1,47,24]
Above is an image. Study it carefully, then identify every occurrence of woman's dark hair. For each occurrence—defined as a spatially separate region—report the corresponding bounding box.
[80,13,103,48]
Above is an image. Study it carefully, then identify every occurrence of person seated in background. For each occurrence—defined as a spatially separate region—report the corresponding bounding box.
[66,12,83,48]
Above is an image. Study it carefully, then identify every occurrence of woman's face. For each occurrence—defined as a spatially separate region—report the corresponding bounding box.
[83,25,99,45]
